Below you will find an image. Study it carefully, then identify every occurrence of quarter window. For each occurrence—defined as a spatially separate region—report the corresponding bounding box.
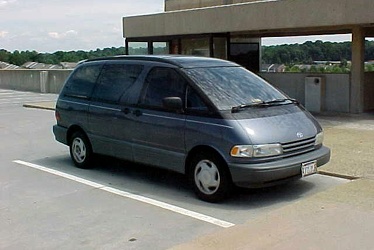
[186,87,209,111]
[63,64,102,98]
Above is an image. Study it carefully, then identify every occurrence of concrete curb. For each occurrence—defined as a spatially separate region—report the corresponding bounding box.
[23,102,56,111]
[318,170,359,180]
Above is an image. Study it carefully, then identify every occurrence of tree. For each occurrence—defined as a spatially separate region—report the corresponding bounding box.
[289,65,301,72]
[0,49,10,62]
[1,40,374,68]
[340,59,348,67]
[9,50,27,65]
[366,64,374,72]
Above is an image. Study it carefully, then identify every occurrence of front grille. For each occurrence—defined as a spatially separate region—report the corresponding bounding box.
[282,136,316,158]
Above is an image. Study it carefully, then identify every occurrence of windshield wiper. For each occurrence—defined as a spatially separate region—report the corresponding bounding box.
[231,98,299,113]
[264,98,299,105]
[231,101,267,113]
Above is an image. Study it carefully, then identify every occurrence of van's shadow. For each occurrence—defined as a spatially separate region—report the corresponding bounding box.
[37,155,316,210]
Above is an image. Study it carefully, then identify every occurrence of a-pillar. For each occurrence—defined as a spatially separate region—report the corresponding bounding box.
[350,26,365,113]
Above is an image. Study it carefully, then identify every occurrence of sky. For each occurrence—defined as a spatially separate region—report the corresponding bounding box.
[0,0,165,52]
[0,0,355,53]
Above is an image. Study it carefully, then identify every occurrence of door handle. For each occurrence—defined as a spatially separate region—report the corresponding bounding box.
[133,110,142,117]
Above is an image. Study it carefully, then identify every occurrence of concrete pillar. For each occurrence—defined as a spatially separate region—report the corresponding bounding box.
[350,26,365,113]
[40,71,49,93]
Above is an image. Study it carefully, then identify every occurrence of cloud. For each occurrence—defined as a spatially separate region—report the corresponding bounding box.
[48,30,78,39]
[0,0,16,7]
[0,30,9,37]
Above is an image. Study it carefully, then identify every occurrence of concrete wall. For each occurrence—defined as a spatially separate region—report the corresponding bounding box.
[259,73,351,113]
[1,69,373,113]
[0,70,72,94]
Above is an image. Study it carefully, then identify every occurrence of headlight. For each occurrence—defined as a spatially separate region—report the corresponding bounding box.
[315,131,324,146]
[231,144,283,158]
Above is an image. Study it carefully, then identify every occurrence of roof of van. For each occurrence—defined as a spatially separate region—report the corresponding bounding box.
[84,55,239,68]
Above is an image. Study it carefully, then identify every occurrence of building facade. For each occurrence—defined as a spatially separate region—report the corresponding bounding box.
[164,0,259,11]
[123,0,374,113]
[125,0,261,72]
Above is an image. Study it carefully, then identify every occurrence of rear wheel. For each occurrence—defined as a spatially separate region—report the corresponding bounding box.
[69,131,93,169]
[189,152,232,202]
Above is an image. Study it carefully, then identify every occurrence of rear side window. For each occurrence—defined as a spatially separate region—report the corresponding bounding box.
[63,64,102,98]
[92,64,143,104]
[140,67,187,109]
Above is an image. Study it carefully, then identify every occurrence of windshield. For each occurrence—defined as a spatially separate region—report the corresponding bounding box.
[184,67,287,111]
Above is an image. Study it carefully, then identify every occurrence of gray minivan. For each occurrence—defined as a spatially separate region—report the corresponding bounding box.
[53,55,330,202]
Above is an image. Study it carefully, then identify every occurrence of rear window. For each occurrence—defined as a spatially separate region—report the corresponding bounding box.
[183,67,285,110]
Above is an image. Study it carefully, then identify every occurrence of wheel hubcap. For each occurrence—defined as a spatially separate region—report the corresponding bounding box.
[194,160,220,195]
[72,138,86,163]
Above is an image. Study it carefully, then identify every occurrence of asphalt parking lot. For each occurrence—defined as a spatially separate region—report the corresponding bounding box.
[0,90,364,249]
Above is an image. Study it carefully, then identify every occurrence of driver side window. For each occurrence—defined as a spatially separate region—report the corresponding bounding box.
[141,67,186,109]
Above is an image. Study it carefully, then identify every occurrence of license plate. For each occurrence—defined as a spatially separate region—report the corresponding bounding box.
[301,161,317,177]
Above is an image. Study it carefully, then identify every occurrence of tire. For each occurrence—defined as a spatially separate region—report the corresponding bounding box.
[69,131,93,169]
[189,152,232,202]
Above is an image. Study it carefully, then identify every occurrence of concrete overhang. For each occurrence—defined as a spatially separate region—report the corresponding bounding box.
[123,0,374,39]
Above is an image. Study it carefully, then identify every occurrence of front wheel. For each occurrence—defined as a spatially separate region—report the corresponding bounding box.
[189,152,232,202]
[69,131,93,169]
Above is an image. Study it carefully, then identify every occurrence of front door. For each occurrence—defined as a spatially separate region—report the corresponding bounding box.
[130,67,187,173]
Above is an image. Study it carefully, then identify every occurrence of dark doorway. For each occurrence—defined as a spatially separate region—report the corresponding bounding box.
[229,43,260,72]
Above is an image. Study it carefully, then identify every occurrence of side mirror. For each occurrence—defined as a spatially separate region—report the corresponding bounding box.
[162,97,183,111]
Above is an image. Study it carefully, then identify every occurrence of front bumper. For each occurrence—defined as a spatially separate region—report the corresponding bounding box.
[228,146,331,188]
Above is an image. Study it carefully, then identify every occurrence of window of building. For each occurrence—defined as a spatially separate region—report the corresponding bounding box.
[153,42,170,55]
[213,37,227,59]
[229,43,260,72]
[128,42,148,55]
[181,38,210,57]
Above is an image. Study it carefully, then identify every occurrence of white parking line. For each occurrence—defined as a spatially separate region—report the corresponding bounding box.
[13,160,235,228]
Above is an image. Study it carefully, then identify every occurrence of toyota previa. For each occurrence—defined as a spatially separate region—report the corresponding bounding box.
[53,55,330,202]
